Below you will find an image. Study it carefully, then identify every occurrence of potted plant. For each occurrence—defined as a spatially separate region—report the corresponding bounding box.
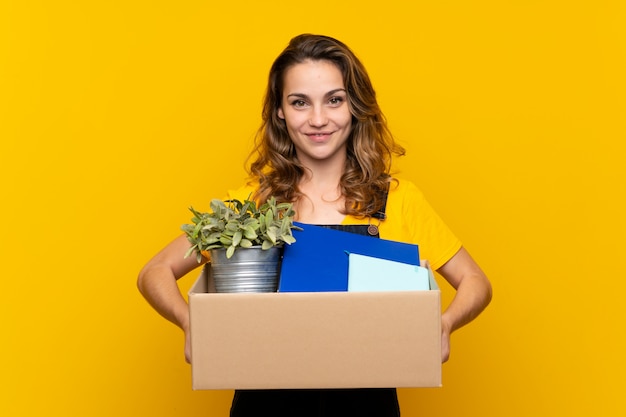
[181,196,300,292]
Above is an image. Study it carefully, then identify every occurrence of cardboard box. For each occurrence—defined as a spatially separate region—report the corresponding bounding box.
[188,266,442,390]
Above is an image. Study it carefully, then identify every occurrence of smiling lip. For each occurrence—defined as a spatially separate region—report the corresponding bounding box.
[306,131,334,142]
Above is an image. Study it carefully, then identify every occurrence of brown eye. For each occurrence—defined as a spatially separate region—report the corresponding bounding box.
[329,96,344,106]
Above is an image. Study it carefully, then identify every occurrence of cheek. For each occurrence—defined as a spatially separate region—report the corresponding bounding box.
[343,112,354,130]
[282,111,307,129]
[340,106,353,124]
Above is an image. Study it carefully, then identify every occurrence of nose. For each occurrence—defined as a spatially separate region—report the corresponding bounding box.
[308,106,328,127]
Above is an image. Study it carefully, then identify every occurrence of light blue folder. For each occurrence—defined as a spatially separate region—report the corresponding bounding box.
[347,253,430,292]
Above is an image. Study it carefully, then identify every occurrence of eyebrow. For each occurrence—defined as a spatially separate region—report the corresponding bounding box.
[286,88,347,99]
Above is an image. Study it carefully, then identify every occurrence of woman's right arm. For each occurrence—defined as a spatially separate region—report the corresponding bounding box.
[137,234,207,361]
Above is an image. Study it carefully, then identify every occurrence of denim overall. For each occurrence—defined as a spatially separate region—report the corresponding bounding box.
[229,196,401,417]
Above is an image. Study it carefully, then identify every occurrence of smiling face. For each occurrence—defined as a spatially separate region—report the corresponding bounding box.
[277,59,353,168]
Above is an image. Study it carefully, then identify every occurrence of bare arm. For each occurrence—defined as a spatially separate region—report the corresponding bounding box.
[436,247,492,362]
[137,234,206,362]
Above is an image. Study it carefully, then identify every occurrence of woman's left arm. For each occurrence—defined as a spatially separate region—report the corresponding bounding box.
[436,247,493,362]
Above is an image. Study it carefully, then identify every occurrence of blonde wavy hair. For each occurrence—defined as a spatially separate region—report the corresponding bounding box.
[248,34,405,218]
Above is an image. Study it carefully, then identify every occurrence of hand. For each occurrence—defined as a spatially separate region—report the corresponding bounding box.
[184,328,191,364]
[441,318,451,363]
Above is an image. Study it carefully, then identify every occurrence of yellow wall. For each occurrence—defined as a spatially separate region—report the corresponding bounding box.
[2,1,624,415]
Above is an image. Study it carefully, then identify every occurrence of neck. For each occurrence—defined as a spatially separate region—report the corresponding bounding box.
[298,151,346,189]
[294,157,347,224]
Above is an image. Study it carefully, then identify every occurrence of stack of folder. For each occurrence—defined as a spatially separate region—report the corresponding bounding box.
[279,223,429,292]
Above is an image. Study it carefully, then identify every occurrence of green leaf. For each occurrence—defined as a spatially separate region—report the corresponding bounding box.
[225,220,239,232]
[261,240,273,250]
[245,195,257,213]
[243,217,258,226]
[220,235,233,246]
[207,232,221,244]
[265,208,274,228]
[243,226,258,240]
[240,201,250,215]
[192,221,204,238]
[266,226,277,244]
[210,199,225,215]
[282,234,296,245]
[232,230,242,247]
[184,244,197,259]
[226,245,235,258]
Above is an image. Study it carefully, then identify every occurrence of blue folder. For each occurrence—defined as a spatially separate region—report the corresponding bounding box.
[279,222,420,292]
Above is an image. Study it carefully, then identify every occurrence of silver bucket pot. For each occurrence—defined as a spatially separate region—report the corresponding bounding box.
[209,247,282,293]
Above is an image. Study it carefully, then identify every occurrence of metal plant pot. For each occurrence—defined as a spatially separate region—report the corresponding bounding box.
[210,246,282,293]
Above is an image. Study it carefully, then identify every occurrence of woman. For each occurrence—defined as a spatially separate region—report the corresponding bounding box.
[138,34,492,416]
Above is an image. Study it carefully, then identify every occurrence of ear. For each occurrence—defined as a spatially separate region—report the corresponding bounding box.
[277,107,285,120]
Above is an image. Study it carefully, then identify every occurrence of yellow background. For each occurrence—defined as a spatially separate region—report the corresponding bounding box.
[2,0,625,415]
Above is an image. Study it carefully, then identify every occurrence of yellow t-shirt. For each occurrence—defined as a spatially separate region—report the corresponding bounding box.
[227,179,461,270]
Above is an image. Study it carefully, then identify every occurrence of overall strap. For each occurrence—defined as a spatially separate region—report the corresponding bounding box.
[367,185,389,236]
[371,188,389,220]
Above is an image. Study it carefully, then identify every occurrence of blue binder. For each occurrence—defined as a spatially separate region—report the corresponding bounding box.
[279,222,420,292]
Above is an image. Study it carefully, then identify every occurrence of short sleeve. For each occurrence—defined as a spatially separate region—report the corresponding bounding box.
[377,179,462,271]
